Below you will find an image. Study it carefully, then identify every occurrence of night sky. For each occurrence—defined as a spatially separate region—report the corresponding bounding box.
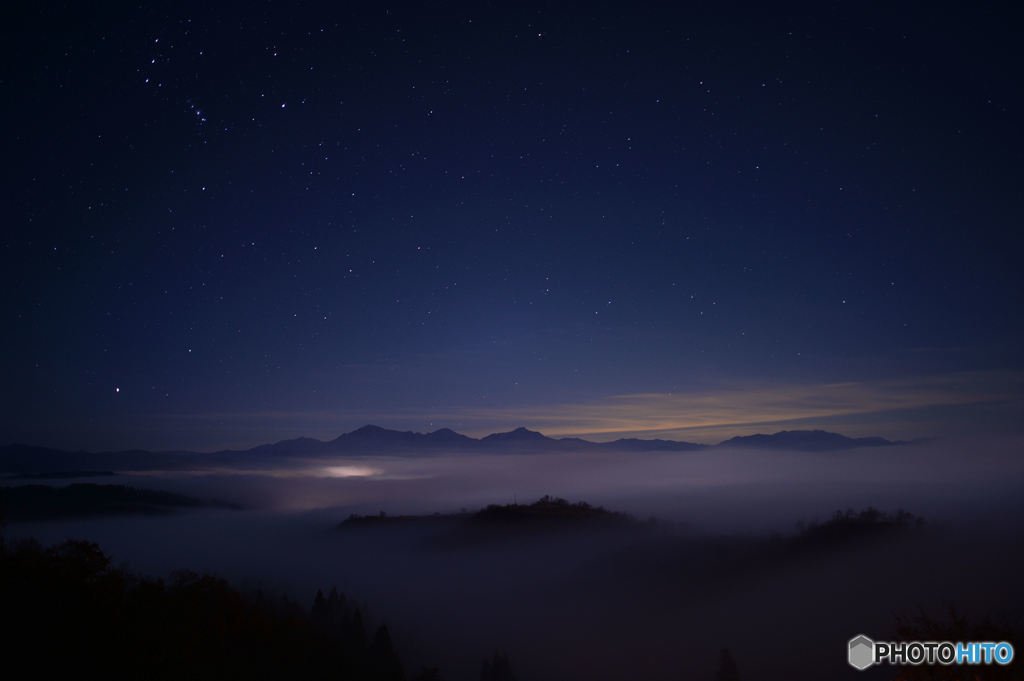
[3,2,1022,451]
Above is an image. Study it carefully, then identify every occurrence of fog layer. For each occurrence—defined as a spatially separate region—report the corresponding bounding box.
[6,436,1023,680]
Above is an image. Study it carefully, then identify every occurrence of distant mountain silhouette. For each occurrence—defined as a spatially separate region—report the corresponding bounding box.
[268,426,897,454]
[328,424,477,452]
[0,426,906,476]
[717,429,904,451]
[598,437,707,452]
[480,426,570,451]
[425,427,477,445]
[0,444,212,476]
[225,425,712,456]
[247,436,327,457]
[10,469,117,480]
[481,426,550,444]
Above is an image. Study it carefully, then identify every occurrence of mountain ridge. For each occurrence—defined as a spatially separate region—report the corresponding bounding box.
[716,429,907,451]
[0,426,907,476]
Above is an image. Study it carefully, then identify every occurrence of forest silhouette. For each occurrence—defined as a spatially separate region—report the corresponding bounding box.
[0,530,431,680]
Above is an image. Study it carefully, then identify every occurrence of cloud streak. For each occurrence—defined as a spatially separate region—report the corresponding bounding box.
[452,371,1023,441]
[133,370,1023,450]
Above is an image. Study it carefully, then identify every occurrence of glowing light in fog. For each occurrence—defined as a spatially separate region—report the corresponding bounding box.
[317,465,381,478]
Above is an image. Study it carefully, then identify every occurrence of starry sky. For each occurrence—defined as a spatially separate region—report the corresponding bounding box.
[3,2,1022,451]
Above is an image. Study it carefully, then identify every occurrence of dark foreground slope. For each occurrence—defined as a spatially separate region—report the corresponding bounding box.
[0,536,422,681]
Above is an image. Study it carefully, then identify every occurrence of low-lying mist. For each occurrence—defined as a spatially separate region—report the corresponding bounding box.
[82,435,1024,531]
[6,436,1023,680]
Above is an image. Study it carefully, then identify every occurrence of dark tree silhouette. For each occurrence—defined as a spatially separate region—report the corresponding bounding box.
[481,651,516,681]
[889,606,1018,680]
[312,588,328,627]
[712,648,741,681]
[0,536,414,680]
[369,624,405,681]
[351,606,369,649]
[795,508,923,547]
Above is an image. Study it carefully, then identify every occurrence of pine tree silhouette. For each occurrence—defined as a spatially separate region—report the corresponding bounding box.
[311,588,327,629]
[712,648,740,681]
[369,624,404,681]
[481,651,516,681]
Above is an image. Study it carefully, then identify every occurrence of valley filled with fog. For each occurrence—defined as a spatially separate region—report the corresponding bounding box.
[4,435,1023,680]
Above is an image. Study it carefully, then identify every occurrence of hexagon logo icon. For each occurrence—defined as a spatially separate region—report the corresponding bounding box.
[848,634,875,670]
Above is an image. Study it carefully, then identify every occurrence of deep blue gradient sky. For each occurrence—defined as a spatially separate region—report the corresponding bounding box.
[3,2,1022,450]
